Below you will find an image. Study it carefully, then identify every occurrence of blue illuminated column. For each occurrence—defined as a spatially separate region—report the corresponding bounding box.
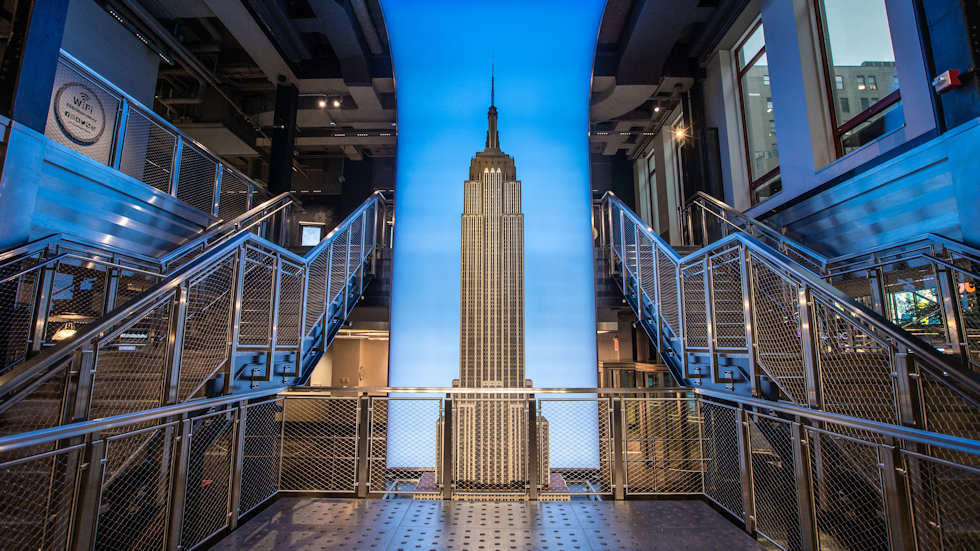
[383,0,604,469]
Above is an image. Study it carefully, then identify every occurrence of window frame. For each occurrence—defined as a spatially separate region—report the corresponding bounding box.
[734,19,781,206]
[812,0,902,159]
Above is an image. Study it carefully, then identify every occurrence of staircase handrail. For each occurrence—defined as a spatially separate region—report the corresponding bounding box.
[0,191,388,407]
[605,191,980,408]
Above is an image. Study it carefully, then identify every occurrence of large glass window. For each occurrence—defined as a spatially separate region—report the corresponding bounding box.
[735,21,781,205]
[816,0,903,156]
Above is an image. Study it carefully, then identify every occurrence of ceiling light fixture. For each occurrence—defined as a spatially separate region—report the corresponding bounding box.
[332,98,342,108]
[317,98,327,109]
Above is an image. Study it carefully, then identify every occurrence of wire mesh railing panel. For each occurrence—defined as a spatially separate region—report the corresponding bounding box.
[622,397,703,495]
[275,261,303,347]
[451,396,532,495]
[240,399,282,515]
[748,412,801,551]
[805,429,888,551]
[304,251,328,335]
[812,299,898,425]
[710,248,747,350]
[118,108,176,193]
[0,360,70,448]
[114,268,161,309]
[45,259,109,342]
[178,254,235,401]
[217,168,250,222]
[238,247,274,346]
[657,247,680,337]
[700,401,743,517]
[538,398,613,495]
[181,411,235,550]
[97,424,174,551]
[622,217,638,275]
[176,143,219,215]
[611,206,623,258]
[363,203,377,256]
[280,397,359,492]
[0,444,81,551]
[90,298,172,420]
[683,263,708,349]
[0,255,41,373]
[918,371,980,459]
[368,396,442,495]
[636,233,656,305]
[348,214,364,272]
[749,254,807,404]
[329,235,349,303]
[904,450,980,551]
[44,59,121,165]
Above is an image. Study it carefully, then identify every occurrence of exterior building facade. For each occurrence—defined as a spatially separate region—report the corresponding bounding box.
[436,92,549,493]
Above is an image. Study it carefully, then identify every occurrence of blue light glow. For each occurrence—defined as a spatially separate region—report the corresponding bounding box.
[384,0,603,468]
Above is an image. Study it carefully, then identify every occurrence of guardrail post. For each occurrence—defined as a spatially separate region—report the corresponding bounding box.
[527,395,539,501]
[611,397,626,499]
[226,246,247,394]
[68,346,97,423]
[265,254,282,381]
[652,242,663,353]
[359,209,367,296]
[70,436,106,550]
[164,286,189,404]
[170,136,183,196]
[893,351,923,428]
[735,407,756,534]
[166,417,193,551]
[935,261,969,368]
[229,402,247,529]
[699,205,709,246]
[356,393,371,498]
[441,395,453,500]
[110,99,129,170]
[740,247,759,396]
[101,265,120,317]
[798,287,822,409]
[867,265,886,315]
[28,263,55,355]
[619,209,627,294]
[879,438,915,551]
[343,230,351,317]
[791,422,818,551]
[704,257,717,382]
[606,202,615,278]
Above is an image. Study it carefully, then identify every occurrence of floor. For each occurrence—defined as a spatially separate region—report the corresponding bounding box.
[211,497,766,550]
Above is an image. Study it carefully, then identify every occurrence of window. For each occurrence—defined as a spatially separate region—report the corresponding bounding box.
[815,0,903,156]
[300,224,323,246]
[735,21,781,205]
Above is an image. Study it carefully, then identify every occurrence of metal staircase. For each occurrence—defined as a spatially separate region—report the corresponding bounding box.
[0,190,392,440]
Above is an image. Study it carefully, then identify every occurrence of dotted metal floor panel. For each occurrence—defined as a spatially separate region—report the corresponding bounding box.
[211,498,765,550]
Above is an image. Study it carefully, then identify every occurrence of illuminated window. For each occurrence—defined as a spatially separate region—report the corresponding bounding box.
[735,21,780,206]
[815,0,903,156]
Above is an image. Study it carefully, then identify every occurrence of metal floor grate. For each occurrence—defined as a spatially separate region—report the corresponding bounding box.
[212,497,765,550]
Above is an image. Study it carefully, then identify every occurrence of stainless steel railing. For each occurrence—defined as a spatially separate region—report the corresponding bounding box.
[599,192,980,444]
[0,385,975,550]
[0,192,297,375]
[683,191,980,372]
[46,50,271,219]
[0,191,392,440]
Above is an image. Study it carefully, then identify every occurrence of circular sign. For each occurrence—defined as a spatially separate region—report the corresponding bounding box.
[53,82,106,145]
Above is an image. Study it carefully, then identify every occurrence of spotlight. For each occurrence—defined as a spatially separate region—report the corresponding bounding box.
[332,98,342,108]
[317,98,327,109]
[53,321,77,341]
[674,126,687,141]
[654,105,661,113]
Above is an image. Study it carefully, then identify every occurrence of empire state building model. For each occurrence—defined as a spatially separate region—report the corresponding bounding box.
[437,76,549,494]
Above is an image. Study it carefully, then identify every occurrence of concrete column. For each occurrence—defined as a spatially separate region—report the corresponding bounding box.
[268,82,298,196]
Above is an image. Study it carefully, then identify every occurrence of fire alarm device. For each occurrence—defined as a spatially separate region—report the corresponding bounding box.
[932,70,962,93]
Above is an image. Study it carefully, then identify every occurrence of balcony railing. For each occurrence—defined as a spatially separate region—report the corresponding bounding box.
[0,385,975,550]
[46,50,270,219]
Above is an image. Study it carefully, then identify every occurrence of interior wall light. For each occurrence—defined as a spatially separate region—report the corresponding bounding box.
[673,126,687,141]
[332,97,342,108]
[317,97,327,109]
